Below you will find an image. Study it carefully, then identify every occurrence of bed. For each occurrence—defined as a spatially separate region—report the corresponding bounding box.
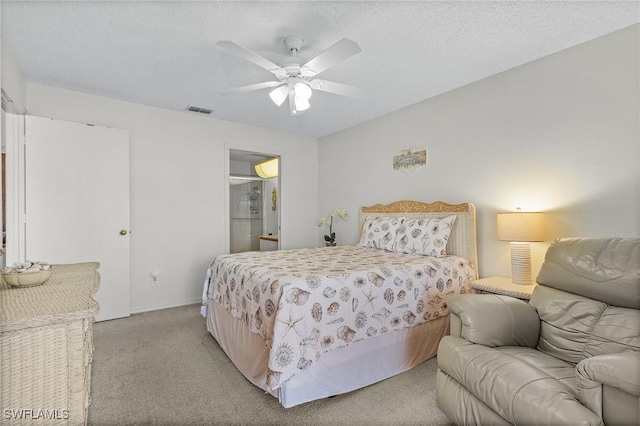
[201,200,478,407]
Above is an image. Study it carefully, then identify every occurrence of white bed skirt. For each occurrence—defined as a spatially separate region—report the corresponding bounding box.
[206,301,448,408]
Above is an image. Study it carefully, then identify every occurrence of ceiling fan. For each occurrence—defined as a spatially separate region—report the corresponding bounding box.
[217,35,362,116]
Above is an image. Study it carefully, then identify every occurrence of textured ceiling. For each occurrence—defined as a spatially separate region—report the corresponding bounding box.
[1,1,638,138]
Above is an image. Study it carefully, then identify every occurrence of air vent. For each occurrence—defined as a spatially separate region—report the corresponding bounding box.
[185,105,213,115]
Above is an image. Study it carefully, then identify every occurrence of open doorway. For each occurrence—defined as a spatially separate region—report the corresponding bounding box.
[229,150,280,254]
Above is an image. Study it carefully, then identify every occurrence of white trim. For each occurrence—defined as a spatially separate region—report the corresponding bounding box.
[4,112,25,264]
[129,298,201,315]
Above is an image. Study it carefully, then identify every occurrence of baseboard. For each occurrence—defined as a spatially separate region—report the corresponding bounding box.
[130,297,201,314]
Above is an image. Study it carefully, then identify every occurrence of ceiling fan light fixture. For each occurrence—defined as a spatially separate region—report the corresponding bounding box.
[293,81,312,112]
[269,86,289,106]
[294,95,311,112]
[218,36,361,117]
[293,82,312,100]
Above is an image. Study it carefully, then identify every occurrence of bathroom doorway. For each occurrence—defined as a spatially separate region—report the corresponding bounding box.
[229,150,280,254]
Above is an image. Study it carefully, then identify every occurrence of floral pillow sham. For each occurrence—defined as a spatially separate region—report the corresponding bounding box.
[358,216,405,251]
[392,215,457,257]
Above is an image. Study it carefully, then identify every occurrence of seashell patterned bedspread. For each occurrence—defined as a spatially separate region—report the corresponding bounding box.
[203,245,475,391]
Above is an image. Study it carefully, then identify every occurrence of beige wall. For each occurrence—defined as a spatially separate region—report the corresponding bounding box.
[25,83,318,312]
[318,24,640,279]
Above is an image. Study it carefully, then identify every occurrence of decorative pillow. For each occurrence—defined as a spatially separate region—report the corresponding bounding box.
[358,216,405,251]
[393,215,457,257]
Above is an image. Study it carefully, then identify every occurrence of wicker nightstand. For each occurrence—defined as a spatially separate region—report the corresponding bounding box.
[470,276,537,300]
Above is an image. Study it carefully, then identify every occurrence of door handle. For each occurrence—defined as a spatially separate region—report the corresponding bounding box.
[119,229,128,236]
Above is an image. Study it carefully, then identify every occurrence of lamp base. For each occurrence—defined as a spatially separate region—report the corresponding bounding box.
[510,242,533,285]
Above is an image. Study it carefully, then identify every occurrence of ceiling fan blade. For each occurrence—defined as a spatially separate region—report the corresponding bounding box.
[218,81,283,95]
[300,38,361,77]
[309,79,364,98]
[217,40,285,77]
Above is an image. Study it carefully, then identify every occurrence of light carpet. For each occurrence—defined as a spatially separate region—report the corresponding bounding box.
[88,304,452,425]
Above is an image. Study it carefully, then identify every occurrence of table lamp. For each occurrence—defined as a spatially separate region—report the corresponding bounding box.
[497,209,544,285]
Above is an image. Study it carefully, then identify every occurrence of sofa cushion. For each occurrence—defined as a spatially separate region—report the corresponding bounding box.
[530,285,640,365]
[497,346,576,391]
[530,286,607,365]
[438,336,602,425]
[436,370,512,426]
[576,351,640,421]
[583,307,640,359]
[536,237,640,309]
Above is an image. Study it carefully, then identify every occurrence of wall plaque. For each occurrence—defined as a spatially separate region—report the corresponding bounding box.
[393,148,427,172]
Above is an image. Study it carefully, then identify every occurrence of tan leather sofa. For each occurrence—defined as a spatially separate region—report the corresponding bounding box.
[436,237,640,425]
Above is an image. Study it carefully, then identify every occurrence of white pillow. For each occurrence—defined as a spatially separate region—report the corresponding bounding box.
[358,216,405,251]
[393,215,457,257]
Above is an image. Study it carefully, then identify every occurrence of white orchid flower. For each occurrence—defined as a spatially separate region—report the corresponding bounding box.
[319,209,348,243]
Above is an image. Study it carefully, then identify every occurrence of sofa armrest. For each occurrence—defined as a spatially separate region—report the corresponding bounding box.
[577,352,640,419]
[447,294,540,348]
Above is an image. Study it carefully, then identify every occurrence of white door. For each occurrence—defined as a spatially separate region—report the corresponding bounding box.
[25,115,130,321]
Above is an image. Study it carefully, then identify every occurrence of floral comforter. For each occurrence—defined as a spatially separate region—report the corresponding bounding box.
[202,245,475,391]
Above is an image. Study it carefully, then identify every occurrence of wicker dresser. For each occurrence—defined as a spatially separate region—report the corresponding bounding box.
[0,262,100,425]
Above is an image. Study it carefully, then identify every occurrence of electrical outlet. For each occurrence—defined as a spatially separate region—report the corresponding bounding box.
[150,271,160,287]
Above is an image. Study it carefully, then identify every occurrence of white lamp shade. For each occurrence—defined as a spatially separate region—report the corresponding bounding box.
[269,86,289,107]
[497,212,544,242]
[294,95,310,112]
[254,157,278,179]
[294,82,312,99]
[293,82,312,112]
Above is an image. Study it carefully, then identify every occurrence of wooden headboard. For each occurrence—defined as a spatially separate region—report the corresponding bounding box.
[360,200,479,279]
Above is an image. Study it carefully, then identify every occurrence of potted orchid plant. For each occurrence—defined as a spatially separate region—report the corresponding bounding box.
[319,208,348,246]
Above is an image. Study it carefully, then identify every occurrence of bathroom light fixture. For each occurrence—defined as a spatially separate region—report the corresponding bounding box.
[254,157,279,179]
[497,209,544,285]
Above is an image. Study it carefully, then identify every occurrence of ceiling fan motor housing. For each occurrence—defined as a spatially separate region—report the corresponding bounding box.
[284,35,304,55]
